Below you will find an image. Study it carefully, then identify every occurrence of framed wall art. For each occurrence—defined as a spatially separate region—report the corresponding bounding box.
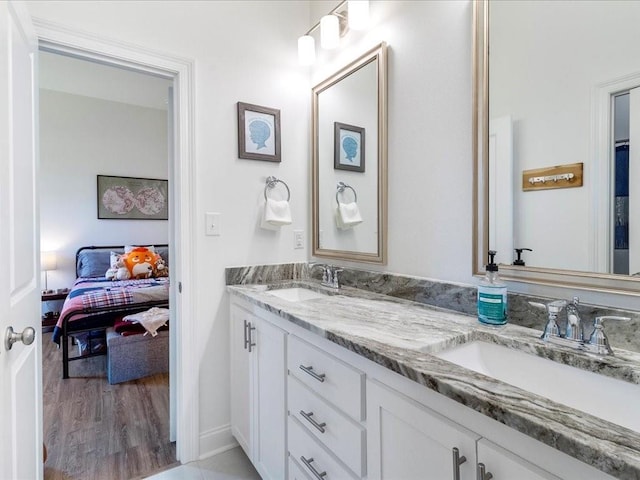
[237,102,281,162]
[97,175,168,220]
[334,122,365,172]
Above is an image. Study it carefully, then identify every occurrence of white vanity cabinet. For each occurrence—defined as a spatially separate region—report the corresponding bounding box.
[367,379,479,480]
[228,292,620,480]
[229,301,287,480]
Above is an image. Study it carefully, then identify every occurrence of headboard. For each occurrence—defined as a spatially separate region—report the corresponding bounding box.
[75,244,169,278]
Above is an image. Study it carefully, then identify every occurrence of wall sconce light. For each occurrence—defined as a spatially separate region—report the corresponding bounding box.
[297,0,369,66]
[41,250,57,294]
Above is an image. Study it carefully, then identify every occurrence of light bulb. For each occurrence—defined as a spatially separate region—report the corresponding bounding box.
[320,14,340,50]
[298,35,316,65]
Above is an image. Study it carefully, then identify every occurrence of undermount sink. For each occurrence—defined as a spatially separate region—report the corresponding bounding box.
[266,287,329,302]
[435,340,640,434]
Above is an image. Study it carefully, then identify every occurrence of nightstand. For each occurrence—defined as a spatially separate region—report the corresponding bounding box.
[41,291,68,332]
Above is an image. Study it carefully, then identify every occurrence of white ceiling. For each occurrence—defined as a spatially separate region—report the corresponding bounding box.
[39,51,172,111]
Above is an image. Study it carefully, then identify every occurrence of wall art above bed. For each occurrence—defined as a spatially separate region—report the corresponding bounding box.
[97,175,168,220]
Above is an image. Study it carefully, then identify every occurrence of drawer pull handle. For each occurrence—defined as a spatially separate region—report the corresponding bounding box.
[477,463,493,480]
[452,447,467,480]
[300,410,327,433]
[300,456,327,480]
[246,321,256,353]
[300,365,326,383]
[243,320,249,350]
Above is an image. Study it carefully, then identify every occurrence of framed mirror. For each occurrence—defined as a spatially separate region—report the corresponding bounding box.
[312,43,387,264]
[473,0,640,296]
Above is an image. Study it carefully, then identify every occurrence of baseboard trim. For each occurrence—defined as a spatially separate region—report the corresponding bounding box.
[199,424,238,460]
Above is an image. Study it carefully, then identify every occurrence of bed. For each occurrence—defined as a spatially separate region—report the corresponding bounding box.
[52,245,170,379]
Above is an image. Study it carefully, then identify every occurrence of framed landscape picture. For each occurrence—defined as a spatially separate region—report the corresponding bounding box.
[97,175,168,220]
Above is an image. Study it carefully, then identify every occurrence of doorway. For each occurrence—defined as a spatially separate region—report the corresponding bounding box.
[38,50,176,478]
[32,17,199,475]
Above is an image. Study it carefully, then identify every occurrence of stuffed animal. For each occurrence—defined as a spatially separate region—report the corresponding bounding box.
[122,247,155,279]
[106,255,131,280]
[154,256,169,277]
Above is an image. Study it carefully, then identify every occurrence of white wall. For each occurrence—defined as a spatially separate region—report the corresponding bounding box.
[27,0,312,458]
[39,89,169,288]
[490,1,640,272]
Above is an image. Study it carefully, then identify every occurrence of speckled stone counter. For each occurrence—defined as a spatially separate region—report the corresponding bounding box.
[227,280,640,479]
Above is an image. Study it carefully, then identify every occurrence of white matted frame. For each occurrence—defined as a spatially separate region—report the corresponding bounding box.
[33,19,199,463]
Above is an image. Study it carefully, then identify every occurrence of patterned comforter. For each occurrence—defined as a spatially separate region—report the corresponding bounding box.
[52,276,169,344]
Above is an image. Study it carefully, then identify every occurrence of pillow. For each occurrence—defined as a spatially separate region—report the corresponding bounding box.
[125,245,155,253]
[77,249,122,278]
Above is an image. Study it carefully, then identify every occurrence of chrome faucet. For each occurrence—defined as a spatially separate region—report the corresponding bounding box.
[309,263,342,289]
[530,298,630,355]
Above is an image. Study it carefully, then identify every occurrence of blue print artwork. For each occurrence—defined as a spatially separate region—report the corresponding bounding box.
[334,122,365,172]
[342,136,359,162]
[249,119,271,150]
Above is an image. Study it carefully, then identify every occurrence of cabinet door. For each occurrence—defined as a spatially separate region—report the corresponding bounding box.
[477,439,561,480]
[367,379,479,480]
[230,305,252,458]
[253,316,287,480]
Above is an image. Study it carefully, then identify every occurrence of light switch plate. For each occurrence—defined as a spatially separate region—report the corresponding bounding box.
[294,230,304,249]
[205,212,221,236]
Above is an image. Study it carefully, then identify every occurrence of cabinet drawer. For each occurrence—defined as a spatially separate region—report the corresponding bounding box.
[289,375,365,477]
[288,415,358,480]
[288,335,365,421]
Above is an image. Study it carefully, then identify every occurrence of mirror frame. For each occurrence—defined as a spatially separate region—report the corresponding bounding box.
[312,42,388,264]
[473,0,640,297]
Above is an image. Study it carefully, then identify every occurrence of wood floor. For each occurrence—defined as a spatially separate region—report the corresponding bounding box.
[42,332,177,480]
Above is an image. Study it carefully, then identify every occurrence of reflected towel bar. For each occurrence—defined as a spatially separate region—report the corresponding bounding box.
[336,181,357,204]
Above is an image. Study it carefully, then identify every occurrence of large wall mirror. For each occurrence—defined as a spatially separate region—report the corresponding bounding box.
[312,43,387,264]
[474,0,640,295]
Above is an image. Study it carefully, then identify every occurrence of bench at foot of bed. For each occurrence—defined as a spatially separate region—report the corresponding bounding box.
[106,328,169,384]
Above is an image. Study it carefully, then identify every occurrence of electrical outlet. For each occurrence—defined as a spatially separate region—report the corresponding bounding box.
[205,212,221,236]
[294,230,304,249]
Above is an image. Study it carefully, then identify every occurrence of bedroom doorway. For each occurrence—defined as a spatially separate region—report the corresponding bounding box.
[32,18,198,477]
[39,50,176,478]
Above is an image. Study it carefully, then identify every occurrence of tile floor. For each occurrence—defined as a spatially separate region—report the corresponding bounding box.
[145,446,261,480]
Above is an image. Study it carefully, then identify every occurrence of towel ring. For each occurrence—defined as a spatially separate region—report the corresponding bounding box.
[336,181,357,204]
[264,176,291,201]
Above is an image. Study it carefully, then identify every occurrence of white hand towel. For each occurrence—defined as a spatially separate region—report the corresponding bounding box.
[263,198,292,226]
[336,201,363,229]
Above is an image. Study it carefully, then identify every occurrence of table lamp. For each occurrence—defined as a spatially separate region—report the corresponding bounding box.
[41,251,57,294]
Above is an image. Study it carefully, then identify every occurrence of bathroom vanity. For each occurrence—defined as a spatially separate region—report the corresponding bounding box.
[228,281,640,480]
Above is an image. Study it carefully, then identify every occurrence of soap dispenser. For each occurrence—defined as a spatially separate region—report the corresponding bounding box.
[478,250,507,325]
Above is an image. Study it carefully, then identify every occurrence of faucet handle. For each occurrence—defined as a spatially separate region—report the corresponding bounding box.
[530,300,566,340]
[585,316,630,355]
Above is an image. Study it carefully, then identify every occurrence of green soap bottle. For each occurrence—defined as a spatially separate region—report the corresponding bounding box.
[477,250,507,325]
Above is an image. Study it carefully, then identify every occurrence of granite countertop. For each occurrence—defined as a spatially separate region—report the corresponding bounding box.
[227,280,640,479]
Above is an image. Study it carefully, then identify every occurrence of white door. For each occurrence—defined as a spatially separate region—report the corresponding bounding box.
[229,303,252,457]
[489,115,514,265]
[367,379,479,480]
[253,316,286,480]
[628,87,640,274]
[0,1,42,479]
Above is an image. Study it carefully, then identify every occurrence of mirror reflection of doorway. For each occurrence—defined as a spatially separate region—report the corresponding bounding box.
[613,93,629,275]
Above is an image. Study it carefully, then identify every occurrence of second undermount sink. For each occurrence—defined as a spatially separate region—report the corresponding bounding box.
[435,340,640,434]
[266,287,329,302]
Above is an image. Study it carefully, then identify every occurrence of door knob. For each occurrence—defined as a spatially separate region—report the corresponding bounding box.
[5,326,36,351]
